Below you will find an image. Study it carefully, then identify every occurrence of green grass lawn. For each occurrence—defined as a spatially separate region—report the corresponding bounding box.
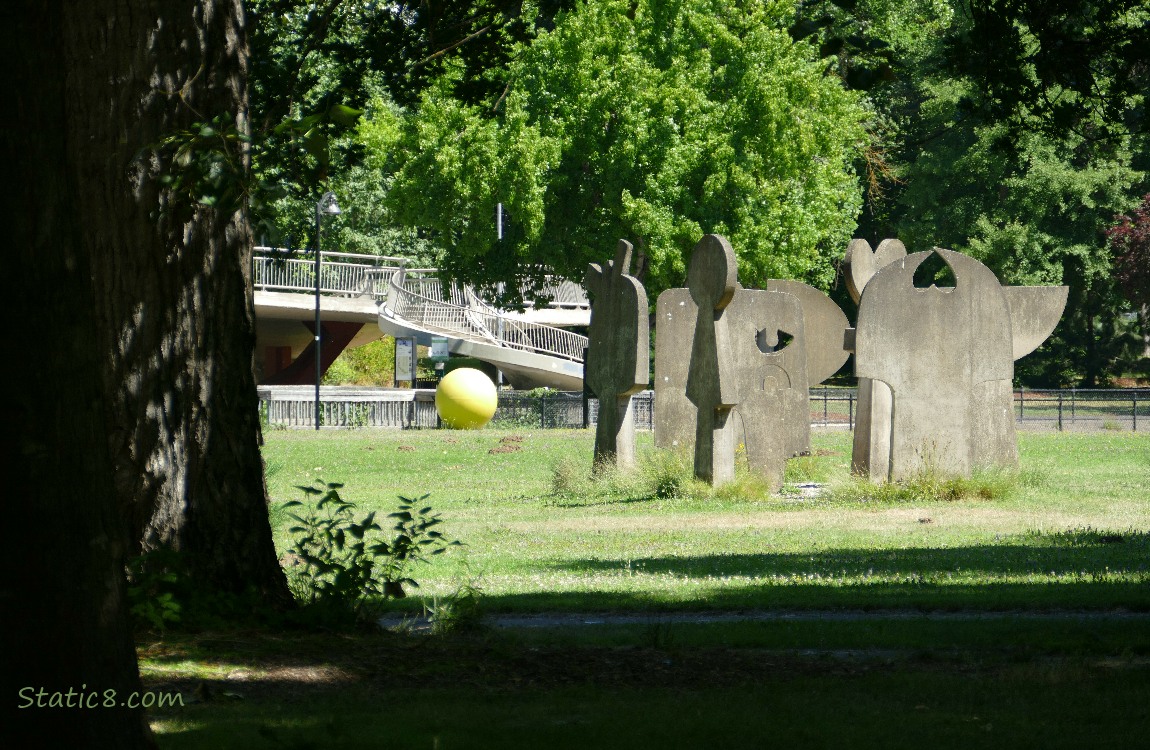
[143,427,1150,748]
[262,428,1150,613]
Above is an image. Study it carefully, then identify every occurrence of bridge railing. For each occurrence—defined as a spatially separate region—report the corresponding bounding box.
[254,248,588,362]
[384,268,587,362]
[254,248,588,311]
[520,279,589,309]
[253,247,403,300]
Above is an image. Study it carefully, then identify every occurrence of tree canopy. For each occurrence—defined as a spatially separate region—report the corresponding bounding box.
[784,1,1146,384]
[876,3,1147,384]
[246,0,574,251]
[249,0,1148,381]
[948,0,1149,144]
[384,0,869,301]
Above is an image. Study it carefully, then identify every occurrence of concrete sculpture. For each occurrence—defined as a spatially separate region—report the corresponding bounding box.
[585,240,650,469]
[845,242,1068,481]
[765,278,851,456]
[684,234,740,484]
[654,234,848,487]
[842,239,907,478]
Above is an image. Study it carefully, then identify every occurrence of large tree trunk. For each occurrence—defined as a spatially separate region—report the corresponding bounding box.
[4,3,155,747]
[65,0,290,603]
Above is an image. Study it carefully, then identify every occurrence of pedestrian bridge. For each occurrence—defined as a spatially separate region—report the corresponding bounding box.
[253,248,588,389]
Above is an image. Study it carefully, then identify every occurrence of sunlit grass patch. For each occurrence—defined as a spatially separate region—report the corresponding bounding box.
[262,428,1150,614]
[143,428,1150,749]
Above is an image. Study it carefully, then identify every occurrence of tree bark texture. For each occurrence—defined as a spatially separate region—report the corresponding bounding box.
[3,2,155,746]
[64,0,290,602]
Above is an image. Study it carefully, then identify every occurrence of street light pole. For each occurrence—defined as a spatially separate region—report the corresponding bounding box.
[314,191,341,430]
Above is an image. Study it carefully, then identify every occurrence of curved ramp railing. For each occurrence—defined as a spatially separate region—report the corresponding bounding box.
[385,268,587,363]
[254,247,587,364]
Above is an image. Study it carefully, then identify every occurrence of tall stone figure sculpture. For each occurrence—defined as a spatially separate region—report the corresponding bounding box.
[685,235,740,484]
[846,242,1068,481]
[585,240,650,469]
[842,239,907,478]
[655,237,848,489]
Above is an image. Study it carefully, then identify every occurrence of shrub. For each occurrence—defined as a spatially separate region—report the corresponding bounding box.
[323,338,397,386]
[282,481,461,627]
[126,548,186,632]
[126,547,265,631]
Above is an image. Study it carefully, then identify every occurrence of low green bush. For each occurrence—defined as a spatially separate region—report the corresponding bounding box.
[126,548,186,632]
[282,481,461,627]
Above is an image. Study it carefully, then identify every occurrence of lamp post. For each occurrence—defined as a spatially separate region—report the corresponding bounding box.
[314,191,342,430]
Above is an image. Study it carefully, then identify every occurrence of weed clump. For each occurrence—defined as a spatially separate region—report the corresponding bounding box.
[1036,526,1148,547]
[424,580,486,635]
[826,467,1019,503]
[549,446,774,503]
[548,454,648,504]
[640,449,694,499]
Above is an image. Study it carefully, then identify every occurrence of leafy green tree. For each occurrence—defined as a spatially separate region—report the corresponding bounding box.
[827,1,1148,384]
[245,0,574,254]
[385,0,869,301]
[947,0,1149,144]
[900,19,1146,383]
[791,0,958,241]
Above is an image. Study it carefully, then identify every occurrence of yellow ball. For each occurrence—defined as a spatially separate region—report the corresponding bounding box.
[435,368,498,429]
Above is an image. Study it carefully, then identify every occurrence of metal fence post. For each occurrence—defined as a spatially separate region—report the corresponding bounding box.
[541,392,547,429]
[1133,391,1138,432]
[823,388,828,426]
[1057,391,1063,431]
[1071,388,1076,423]
[848,391,854,430]
[1019,389,1024,420]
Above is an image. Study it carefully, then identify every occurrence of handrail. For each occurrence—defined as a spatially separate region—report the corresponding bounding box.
[253,248,588,362]
[383,268,587,363]
[254,246,406,264]
[253,255,396,300]
[253,246,587,309]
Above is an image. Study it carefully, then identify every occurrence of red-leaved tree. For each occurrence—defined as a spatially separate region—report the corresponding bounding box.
[1107,194,1150,309]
